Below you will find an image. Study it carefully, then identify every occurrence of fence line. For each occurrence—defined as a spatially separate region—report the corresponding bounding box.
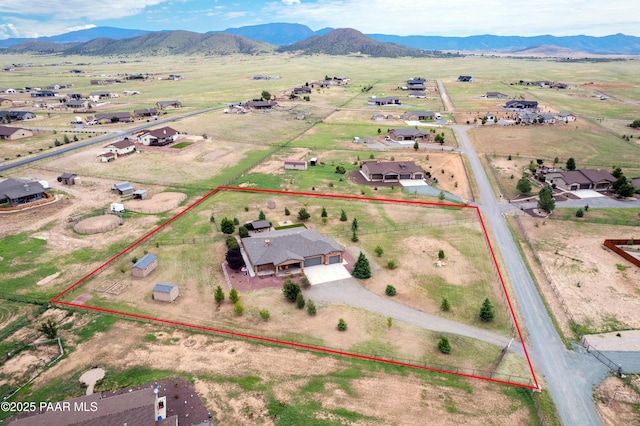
[512,215,624,376]
[546,215,640,227]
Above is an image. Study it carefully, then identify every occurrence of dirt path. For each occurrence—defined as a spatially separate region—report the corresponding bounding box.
[306,278,524,356]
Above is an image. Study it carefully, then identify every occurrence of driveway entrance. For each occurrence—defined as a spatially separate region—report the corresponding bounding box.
[304,263,351,285]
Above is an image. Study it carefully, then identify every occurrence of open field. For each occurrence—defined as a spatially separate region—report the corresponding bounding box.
[515,215,640,333]
[1,316,541,425]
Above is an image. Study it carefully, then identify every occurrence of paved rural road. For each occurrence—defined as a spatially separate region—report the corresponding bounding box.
[0,105,226,173]
[306,278,525,357]
[454,123,608,425]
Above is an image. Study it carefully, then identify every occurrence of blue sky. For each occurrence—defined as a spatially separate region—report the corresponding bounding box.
[0,0,636,40]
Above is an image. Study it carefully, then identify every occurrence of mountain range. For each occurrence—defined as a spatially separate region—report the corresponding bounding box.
[0,23,639,56]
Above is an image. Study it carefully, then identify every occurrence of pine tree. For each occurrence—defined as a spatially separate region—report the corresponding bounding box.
[284,207,290,216]
[321,207,327,218]
[351,217,358,231]
[440,297,451,311]
[516,175,532,194]
[297,208,310,221]
[214,285,225,306]
[438,337,451,354]
[537,185,555,213]
[38,319,58,339]
[340,210,347,221]
[337,318,347,331]
[229,288,240,304]
[374,245,384,257]
[479,298,495,322]
[352,252,371,279]
[306,300,317,316]
[566,157,576,171]
[258,210,266,220]
[296,292,305,309]
[220,217,235,234]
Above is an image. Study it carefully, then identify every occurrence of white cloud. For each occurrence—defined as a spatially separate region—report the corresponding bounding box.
[282,0,301,5]
[2,0,167,22]
[263,0,636,36]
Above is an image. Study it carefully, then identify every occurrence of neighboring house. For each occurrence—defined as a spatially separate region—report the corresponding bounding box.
[104,139,136,156]
[408,91,426,99]
[98,152,116,162]
[368,96,401,106]
[401,110,435,121]
[360,160,424,182]
[550,82,568,89]
[242,228,344,277]
[293,86,312,95]
[134,108,158,118]
[152,283,179,302]
[30,90,58,98]
[132,253,158,278]
[0,111,36,121]
[516,112,555,124]
[90,78,122,85]
[505,100,538,110]
[0,88,16,94]
[457,76,473,82]
[371,112,393,121]
[168,74,181,80]
[138,126,180,146]
[631,177,640,191]
[556,112,576,122]
[66,99,95,110]
[88,91,112,101]
[406,82,426,91]
[112,181,135,196]
[284,160,307,170]
[0,97,13,107]
[5,385,175,426]
[545,169,616,192]
[485,92,507,99]
[57,173,77,185]
[0,178,47,207]
[0,126,33,140]
[156,100,182,109]
[387,128,430,142]
[243,100,278,109]
[407,78,426,85]
[67,92,83,100]
[94,112,134,123]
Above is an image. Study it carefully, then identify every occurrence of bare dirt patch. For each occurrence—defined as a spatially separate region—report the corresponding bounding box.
[517,216,640,332]
[32,320,533,425]
[595,376,640,426]
[124,192,186,214]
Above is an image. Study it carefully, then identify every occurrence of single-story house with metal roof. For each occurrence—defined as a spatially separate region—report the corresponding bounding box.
[284,160,307,170]
[360,160,424,182]
[156,100,182,109]
[368,96,401,106]
[152,283,179,302]
[242,228,344,277]
[132,253,158,278]
[112,181,135,196]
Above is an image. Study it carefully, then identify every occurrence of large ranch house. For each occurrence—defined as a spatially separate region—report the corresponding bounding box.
[137,126,180,146]
[0,125,33,140]
[360,160,424,183]
[0,178,48,207]
[386,128,430,143]
[242,228,344,277]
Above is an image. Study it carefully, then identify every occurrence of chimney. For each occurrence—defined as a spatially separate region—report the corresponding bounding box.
[264,239,270,246]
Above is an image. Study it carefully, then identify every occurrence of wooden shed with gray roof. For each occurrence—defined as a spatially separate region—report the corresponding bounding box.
[152,282,179,302]
[131,253,158,278]
[242,228,344,277]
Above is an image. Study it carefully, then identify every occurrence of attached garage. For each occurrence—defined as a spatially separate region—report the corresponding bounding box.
[304,257,322,267]
[328,255,341,264]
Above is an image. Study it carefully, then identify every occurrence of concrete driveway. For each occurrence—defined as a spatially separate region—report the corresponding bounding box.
[304,263,352,285]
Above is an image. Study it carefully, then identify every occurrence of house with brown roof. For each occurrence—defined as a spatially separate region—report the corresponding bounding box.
[401,110,435,121]
[243,100,278,109]
[242,228,344,277]
[138,127,180,146]
[545,169,616,192]
[88,91,115,101]
[386,128,430,143]
[134,108,158,118]
[360,160,424,182]
[485,92,507,99]
[98,152,116,162]
[104,139,136,156]
[408,91,426,99]
[0,125,33,140]
[505,100,538,110]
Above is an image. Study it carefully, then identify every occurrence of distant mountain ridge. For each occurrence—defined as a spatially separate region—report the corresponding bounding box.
[1,24,639,55]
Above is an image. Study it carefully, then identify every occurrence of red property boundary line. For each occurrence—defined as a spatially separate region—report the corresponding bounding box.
[51,186,539,390]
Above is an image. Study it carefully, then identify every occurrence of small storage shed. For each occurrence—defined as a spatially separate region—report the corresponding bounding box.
[284,160,307,170]
[57,173,77,185]
[131,253,158,278]
[132,189,148,200]
[266,199,276,209]
[152,283,179,302]
[112,181,134,196]
[309,158,318,166]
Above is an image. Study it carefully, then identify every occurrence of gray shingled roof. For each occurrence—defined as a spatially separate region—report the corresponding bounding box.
[0,178,45,200]
[242,228,343,267]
